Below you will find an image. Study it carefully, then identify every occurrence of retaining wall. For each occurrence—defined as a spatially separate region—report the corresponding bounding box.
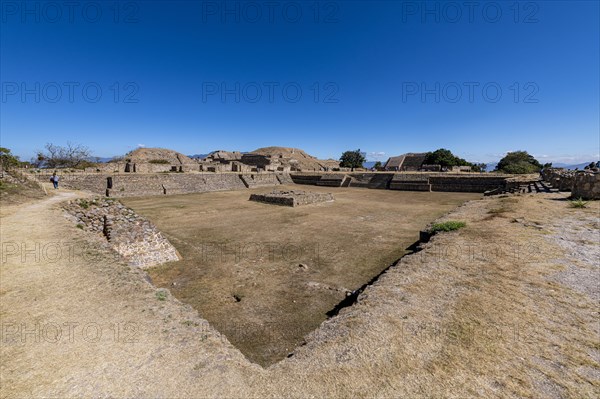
[34,171,512,197]
[429,176,508,193]
[63,198,179,268]
[240,173,282,188]
[292,173,507,193]
[35,173,290,197]
[541,168,576,191]
[571,172,600,200]
[389,174,430,191]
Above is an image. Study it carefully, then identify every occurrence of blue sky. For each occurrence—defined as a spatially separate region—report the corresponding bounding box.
[1,0,599,164]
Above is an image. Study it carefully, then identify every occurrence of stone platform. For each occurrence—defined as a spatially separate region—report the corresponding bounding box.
[249,190,334,207]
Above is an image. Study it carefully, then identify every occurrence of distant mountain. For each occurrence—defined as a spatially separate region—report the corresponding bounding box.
[188,154,210,159]
[552,162,597,170]
[87,157,114,163]
[485,162,498,172]
[363,161,376,169]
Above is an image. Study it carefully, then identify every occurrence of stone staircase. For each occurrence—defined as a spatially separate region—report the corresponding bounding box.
[316,174,346,187]
[484,179,559,196]
[239,174,281,188]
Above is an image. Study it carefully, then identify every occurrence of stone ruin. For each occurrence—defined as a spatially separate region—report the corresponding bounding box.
[541,168,576,191]
[63,198,180,268]
[572,172,600,200]
[249,190,334,207]
[542,167,600,199]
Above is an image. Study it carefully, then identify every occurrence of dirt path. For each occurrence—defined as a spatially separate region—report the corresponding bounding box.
[0,192,261,398]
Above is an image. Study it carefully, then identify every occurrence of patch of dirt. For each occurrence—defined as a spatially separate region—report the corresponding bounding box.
[122,186,479,366]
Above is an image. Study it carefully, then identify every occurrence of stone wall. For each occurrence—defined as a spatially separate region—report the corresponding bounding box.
[63,198,180,268]
[389,174,431,191]
[316,174,347,187]
[34,172,298,197]
[571,172,600,200]
[84,162,200,174]
[541,168,576,191]
[249,190,334,207]
[345,173,377,188]
[277,173,294,184]
[240,173,282,188]
[429,175,508,193]
[292,173,508,193]
[290,174,323,185]
[34,171,512,197]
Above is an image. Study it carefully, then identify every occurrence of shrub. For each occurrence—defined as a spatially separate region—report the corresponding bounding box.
[156,290,167,301]
[569,198,588,208]
[149,159,170,164]
[429,221,466,233]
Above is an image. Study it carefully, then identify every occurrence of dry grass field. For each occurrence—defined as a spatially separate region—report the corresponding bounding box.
[122,186,480,365]
[1,185,598,398]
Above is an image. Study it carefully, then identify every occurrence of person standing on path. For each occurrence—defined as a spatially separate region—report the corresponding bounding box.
[51,172,59,189]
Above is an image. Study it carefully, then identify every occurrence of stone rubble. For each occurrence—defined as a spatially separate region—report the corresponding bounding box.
[63,197,180,268]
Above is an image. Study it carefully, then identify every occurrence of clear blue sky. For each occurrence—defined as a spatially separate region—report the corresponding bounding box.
[1,0,599,164]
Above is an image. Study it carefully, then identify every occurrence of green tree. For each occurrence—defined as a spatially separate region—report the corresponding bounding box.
[0,147,20,170]
[495,151,542,174]
[423,148,472,168]
[543,162,553,169]
[472,163,487,172]
[373,161,383,170]
[339,149,366,170]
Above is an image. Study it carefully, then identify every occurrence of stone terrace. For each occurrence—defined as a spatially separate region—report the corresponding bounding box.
[249,190,334,207]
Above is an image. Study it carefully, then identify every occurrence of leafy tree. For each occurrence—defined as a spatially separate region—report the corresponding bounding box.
[339,149,366,170]
[423,148,472,168]
[36,142,92,169]
[543,162,553,169]
[0,147,20,170]
[495,151,542,174]
[472,163,487,173]
[373,161,383,170]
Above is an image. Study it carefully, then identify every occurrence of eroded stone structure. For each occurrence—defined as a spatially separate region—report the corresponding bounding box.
[541,168,576,191]
[572,172,600,200]
[82,147,339,174]
[249,190,334,207]
[63,198,180,268]
[539,168,599,199]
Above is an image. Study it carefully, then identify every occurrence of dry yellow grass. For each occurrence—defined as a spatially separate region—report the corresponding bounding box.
[122,185,479,366]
